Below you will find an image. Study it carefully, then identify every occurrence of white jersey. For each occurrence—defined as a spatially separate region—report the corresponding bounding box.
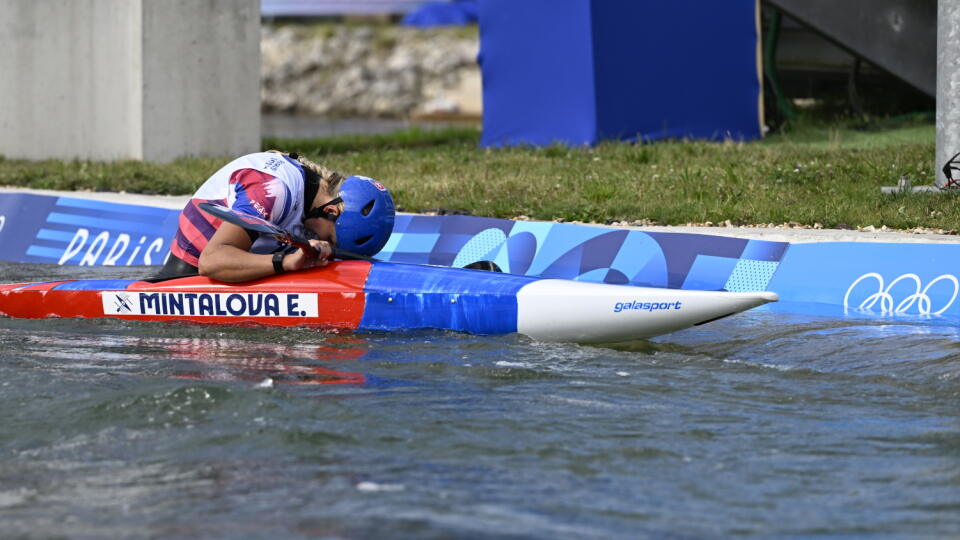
[171,152,310,265]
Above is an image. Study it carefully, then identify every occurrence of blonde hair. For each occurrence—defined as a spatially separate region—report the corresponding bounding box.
[267,149,344,196]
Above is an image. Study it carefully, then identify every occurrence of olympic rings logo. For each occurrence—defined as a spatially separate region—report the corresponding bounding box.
[843,273,959,315]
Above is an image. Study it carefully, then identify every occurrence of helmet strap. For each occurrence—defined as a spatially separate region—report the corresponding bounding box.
[302,166,320,220]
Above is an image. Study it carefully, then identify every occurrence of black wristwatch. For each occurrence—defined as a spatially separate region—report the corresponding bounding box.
[272,251,286,274]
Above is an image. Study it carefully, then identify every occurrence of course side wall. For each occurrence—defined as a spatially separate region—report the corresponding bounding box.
[938,0,960,187]
[6,191,960,320]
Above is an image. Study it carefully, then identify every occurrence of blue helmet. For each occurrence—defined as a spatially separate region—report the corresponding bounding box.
[336,176,395,256]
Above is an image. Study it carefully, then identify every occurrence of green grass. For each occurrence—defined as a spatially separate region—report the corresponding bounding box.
[0,119,949,230]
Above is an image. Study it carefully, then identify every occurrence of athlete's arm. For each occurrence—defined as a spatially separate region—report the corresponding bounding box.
[197,221,332,282]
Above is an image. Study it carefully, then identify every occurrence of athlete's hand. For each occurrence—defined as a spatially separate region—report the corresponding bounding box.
[282,239,333,271]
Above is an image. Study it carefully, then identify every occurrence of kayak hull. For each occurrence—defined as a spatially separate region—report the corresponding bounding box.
[0,261,777,343]
[516,279,777,343]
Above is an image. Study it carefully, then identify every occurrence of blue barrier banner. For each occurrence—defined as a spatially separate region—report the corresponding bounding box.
[768,242,960,317]
[1,193,788,294]
[0,193,180,266]
[379,214,788,292]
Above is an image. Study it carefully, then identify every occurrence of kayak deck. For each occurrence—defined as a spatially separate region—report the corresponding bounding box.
[0,260,777,343]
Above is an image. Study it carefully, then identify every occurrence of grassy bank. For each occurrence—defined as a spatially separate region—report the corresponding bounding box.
[0,119,949,231]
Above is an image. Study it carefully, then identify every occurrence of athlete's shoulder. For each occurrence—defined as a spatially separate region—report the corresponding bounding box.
[230,169,293,222]
[247,152,294,175]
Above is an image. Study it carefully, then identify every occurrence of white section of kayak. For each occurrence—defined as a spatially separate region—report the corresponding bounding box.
[516,280,778,343]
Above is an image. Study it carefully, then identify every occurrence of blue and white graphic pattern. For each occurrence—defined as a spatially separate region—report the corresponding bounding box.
[0,193,787,293]
[0,194,179,266]
[379,214,788,292]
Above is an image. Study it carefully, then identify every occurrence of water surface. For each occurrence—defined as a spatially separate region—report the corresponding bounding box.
[0,263,957,538]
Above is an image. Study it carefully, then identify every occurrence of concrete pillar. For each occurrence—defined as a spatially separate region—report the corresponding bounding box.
[0,0,260,163]
[938,0,960,187]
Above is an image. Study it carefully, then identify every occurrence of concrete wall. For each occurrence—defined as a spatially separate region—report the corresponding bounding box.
[0,0,259,163]
[938,0,960,187]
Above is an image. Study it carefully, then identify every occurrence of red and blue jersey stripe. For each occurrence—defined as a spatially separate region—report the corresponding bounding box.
[171,169,289,266]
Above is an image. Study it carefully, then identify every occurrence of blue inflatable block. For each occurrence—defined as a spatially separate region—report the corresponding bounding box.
[479,0,762,147]
[479,0,598,147]
[402,1,478,27]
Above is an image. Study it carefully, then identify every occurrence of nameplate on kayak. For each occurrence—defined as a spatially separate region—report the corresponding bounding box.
[101,292,318,318]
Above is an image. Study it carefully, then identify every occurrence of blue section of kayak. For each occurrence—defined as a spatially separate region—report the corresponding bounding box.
[14,281,61,290]
[51,280,137,291]
[360,262,534,334]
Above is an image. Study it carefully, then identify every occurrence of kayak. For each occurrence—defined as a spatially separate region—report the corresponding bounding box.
[0,260,777,343]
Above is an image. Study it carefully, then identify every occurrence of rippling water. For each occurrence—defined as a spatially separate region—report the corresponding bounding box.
[0,263,958,538]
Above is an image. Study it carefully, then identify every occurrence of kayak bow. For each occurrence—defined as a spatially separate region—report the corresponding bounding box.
[0,260,777,343]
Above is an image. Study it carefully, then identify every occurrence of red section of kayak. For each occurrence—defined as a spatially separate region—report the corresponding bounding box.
[0,281,105,318]
[0,261,372,330]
